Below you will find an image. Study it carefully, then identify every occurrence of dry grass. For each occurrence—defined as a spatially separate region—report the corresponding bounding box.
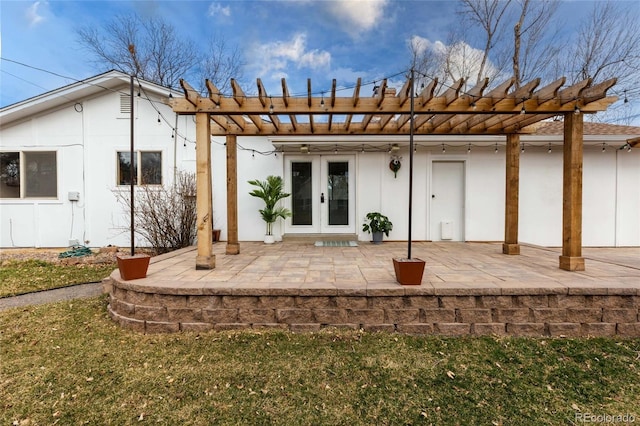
[1,296,639,425]
[0,259,116,298]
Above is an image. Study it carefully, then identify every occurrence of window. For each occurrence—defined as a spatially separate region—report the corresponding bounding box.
[117,151,162,185]
[0,151,58,198]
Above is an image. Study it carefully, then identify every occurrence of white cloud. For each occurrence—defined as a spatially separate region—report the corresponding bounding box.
[208,2,231,18]
[409,35,500,86]
[250,33,331,79]
[26,1,47,27]
[327,0,389,36]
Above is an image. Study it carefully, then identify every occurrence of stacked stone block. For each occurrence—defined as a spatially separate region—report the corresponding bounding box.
[106,277,640,336]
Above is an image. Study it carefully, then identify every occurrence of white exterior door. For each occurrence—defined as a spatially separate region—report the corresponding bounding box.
[430,161,465,241]
[284,155,355,234]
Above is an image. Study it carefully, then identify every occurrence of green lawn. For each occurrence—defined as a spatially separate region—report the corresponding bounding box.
[1,296,639,425]
[0,259,116,297]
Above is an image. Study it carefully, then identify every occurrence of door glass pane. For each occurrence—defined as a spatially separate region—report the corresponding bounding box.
[291,162,312,225]
[328,161,349,226]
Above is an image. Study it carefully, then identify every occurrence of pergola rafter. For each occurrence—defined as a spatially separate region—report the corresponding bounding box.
[170,74,618,273]
[172,75,616,137]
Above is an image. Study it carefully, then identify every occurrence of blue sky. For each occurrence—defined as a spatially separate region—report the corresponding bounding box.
[1,0,638,124]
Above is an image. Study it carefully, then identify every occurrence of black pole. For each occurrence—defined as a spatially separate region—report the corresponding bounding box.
[408,68,415,259]
[130,75,135,256]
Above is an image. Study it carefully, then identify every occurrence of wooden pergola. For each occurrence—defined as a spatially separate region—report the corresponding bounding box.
[170,74,617,272]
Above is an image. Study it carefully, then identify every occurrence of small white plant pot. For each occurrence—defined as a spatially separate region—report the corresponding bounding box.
[264,235,275,244]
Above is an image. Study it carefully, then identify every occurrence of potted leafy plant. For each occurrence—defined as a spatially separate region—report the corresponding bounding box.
[362,212,393,244]
[248,175,291,244]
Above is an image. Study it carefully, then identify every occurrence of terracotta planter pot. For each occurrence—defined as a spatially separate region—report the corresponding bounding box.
[117,253,151,280]
[393,257,426,285]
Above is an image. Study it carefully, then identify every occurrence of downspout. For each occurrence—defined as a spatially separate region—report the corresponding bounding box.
[173,113,178,185]
[614,147,619,247]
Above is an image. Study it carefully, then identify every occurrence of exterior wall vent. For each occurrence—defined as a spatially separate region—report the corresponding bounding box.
[120,94,131,114]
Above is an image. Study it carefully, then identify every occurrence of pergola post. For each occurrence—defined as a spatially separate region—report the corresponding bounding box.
[195,112,215,270]
[225,135,240,255]
[559,112,585,271]
[503,134,521,255]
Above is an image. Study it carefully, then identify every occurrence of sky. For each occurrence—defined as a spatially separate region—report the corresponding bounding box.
[1,0,638,124]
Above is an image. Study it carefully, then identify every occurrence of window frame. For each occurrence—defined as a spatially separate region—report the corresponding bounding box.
[0,150,59,200]
[116,150,163,187]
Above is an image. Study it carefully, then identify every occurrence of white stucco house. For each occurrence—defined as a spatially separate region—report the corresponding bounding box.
[1,70,639,248]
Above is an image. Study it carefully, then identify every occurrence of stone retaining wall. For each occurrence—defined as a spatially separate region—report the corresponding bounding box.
[106,277,640,337]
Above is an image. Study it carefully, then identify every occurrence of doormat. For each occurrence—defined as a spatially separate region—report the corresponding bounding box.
[314,241,358,247]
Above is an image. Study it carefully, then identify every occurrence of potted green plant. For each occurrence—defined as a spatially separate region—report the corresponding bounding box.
[362,212,393,244]
[248,175,292,244]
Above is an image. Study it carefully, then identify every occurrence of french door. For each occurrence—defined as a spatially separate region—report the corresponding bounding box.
[284,155,355,234]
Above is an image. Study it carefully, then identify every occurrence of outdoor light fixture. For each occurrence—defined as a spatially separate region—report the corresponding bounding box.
[300,144,309,153]
[602,143,606,152]
[390,143,400,153]
[624,90,628,103]
[494,142,499,154]
[521,143,525,153]
[467,143,471,153]
[520,104,526,115]
[442,143,446,154]
[269,96,274,114]
[320,92,325,108]
[548,143,552,154]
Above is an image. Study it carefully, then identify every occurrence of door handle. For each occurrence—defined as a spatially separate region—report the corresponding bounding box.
[320,193,325,203]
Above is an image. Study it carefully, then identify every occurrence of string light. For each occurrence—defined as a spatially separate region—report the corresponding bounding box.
[467,143,471,153]
[334,144,338,154]
[623,90,628,104]
[157,113,161,123]
[441,143,446,154]
[602,143,606,152]
[548,143,552,154]
[269,96,274,114]
[520,98,526,115]
[320,92,325,108]
[574,104,581,115]
[521,143,525,153]
[494,142,498,154]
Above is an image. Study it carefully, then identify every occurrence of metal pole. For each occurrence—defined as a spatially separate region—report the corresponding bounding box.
[408,68,415,259]
[130,75,135,256]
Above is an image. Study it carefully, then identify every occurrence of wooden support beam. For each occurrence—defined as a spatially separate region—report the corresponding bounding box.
[205,79,221,105]
[226,135,240,255]
[257,78,268,107]
[231,79,244,106]
[281,78,290,107]
[180,79,200,106]
[375,79,387,107]
[417,77,438,107]
[559,112,585,271]
[398,77,412,106]
[195,112,215,270]
[503,134,520,255]
[330,79,337,108]
[580,78,617,104]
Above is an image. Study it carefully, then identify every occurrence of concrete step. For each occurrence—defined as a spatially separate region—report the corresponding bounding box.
[282,233,359,243]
